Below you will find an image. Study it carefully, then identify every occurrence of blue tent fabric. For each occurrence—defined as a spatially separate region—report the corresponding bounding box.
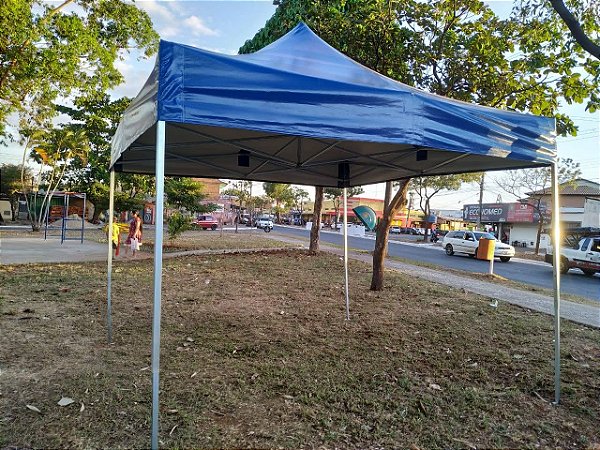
[111,22,556,187]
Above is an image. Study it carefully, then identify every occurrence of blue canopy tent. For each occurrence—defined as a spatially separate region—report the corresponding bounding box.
[109,23,561,448]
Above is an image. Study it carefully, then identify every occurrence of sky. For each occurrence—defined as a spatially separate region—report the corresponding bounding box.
[1,0,598,210]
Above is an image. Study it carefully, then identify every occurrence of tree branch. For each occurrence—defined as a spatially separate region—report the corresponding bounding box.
[549,0,600,59]
[0,0,76,90]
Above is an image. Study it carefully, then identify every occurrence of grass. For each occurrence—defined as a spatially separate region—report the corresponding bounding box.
[0,250,599,449]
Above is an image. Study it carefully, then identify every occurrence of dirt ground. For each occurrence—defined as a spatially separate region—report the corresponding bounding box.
[1,250,599,449]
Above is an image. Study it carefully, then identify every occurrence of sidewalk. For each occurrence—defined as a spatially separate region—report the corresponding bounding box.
[0,237,113,265]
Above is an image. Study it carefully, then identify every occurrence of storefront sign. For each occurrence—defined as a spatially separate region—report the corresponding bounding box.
[463,202,546,223]
[463,204,506,222]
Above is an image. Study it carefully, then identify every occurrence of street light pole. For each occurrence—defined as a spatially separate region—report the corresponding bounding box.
[477,173,485,230]
[405,192,414,227]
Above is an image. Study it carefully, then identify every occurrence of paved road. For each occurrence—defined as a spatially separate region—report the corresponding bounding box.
[274,226,600,302]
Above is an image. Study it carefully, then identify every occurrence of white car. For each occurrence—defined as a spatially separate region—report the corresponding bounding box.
[390,226,401,234]
[256,217,274,229]
[442,230,515,262]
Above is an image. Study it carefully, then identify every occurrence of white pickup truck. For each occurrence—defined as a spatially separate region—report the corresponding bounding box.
[546,236,600,276]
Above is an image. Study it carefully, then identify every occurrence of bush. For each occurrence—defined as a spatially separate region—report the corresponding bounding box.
[168,212,191,240]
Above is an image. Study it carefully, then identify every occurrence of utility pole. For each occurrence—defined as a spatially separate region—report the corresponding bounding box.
[249,181,253,225]
[405,192,414,228]
[477,173,485,230]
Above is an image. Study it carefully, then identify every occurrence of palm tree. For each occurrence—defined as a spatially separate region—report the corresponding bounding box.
[28,127,90,230]
[263,182,294,223]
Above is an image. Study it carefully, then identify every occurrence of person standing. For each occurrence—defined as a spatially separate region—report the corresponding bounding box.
[104,216,121,257]
[125,210,143,257]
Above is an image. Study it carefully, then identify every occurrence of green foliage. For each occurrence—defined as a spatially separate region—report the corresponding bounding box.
[0,163,33,219]
[223,180,253,208]
[0,0,158,138]
[324,186,364,224]
[324,187,364,201]
[165,178,215,214]
[54,95,155,219]
[58,95,131,188]
[263,182,296,221]
[412,173,482,217]
[263,182,295,207]
[22,126,90,228]
[167,212,191,240]
[29,126,90,190]
[292,187,309,211]
[241,0,600,137]
[88,182,145,221]
[0,163,32,196]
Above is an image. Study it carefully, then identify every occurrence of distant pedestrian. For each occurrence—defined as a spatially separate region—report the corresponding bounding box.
[125,211,143,257]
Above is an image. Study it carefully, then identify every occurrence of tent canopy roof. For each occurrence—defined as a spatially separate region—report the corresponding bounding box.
[111,22,556,187]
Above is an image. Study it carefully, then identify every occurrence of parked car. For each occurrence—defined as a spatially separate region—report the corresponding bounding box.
[442,230,515,262]
[545,235,600,275]
[193,215,218,230]
[238,214,251,225]
[256,216,274,230]
[390,226,401,234]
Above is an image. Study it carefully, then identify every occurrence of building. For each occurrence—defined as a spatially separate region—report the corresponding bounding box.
[463,179,600,250]
[302,196,424,227]
[525,178,600,229]
[192,178,227,202]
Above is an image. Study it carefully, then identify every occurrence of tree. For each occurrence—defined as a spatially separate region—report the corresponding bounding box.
[496,159,582,254]
[510,0,600,119]
[0,163,33,220]
[0,0,158,138]
[87,182,145,223]
[27,126,90,230]
[263,182,295,223]
[223,180,252,224]
[291,186,309,222]
[516,0,600,60]
[56,95,155,222]
[412,174,482,239]
[164,178,216,214]
[58,95,130,187]
[371,180,410,290]
[323,186,364,229]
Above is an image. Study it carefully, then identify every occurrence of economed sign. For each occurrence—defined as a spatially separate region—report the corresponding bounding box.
[463,203,540,223]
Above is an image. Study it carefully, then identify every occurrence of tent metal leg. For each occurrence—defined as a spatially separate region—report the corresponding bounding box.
[343,187,350,320]
[551,162,561,405]
[151,121,166,449]
[107,170,116,343]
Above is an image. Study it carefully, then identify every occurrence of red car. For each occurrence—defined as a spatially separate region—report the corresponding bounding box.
[193,215,218,230]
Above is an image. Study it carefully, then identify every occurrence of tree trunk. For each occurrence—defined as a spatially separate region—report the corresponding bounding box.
[92,208,101,224]
[423,199,430,241]
[371,180,409,291]
[383,181,392,256]
[309,186,324,253]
